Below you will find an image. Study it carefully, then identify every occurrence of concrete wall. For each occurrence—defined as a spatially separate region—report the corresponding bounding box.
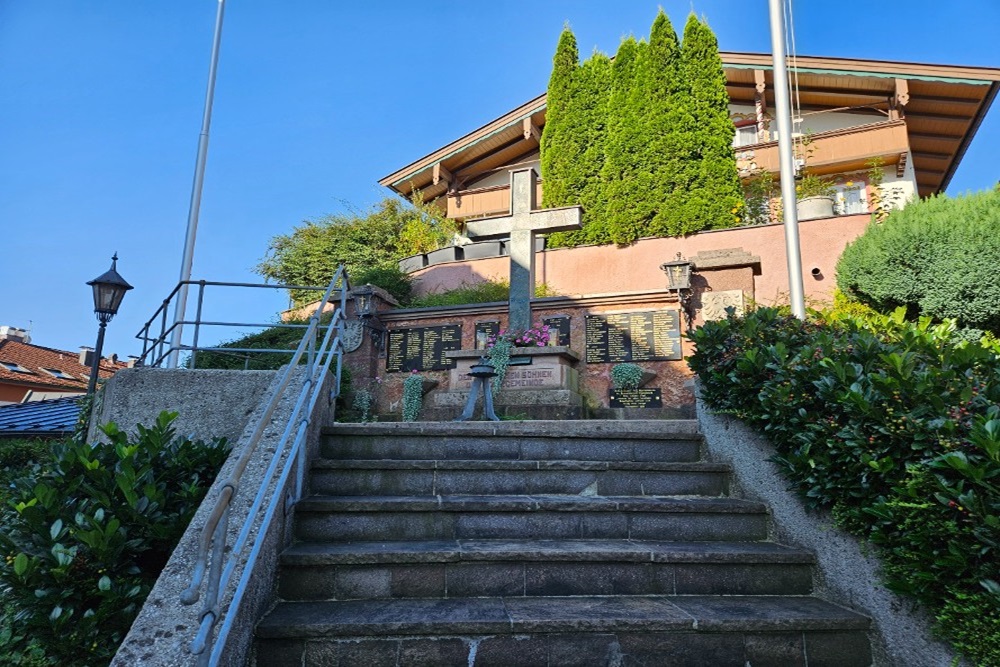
[696,398,962,667]
[90,368,276,443]
[109,367,338,667]
[409,213,870,305]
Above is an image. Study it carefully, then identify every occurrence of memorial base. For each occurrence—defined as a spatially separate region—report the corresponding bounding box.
[425,346,586,421]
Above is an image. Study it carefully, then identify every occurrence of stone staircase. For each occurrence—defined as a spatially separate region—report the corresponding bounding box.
[254,421,872,666]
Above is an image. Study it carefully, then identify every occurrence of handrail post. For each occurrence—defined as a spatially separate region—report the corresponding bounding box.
[191,281,207,369]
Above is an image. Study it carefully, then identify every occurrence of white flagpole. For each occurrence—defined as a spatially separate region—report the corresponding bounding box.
[768,0,807,319]
[169,0,227,367]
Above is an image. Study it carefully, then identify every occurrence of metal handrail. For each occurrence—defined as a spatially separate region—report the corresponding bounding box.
[175,266,349,665]
[135,279,337,369]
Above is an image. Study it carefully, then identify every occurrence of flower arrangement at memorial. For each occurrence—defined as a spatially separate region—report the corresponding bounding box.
[610,363,644,390]
[401,371,424,421]
[484,324,552,396]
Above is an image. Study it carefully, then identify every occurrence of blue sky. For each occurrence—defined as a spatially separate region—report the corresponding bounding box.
[1,1,997,359]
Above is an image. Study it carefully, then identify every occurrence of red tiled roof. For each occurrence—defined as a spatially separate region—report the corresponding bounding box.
[0,339,126,393]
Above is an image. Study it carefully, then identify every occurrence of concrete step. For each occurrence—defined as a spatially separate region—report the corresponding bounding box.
[277,539,815,600]
[321,422,702,463]
[310,459,730,497]
[255,595,872,666]
[293,495,768,543]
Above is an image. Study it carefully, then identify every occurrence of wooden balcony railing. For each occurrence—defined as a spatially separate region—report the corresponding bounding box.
[447,181,545,219]
[737,120,910,175]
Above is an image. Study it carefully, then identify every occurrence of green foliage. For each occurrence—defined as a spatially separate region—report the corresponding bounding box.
[688,307,1000,664]
[352,265,413,305]
[541,12,740,248]
[837,188,1000,334]
[486,338,513,397]
[191,319,312,370]
[0,412,230,666]
[402,373,424,421]
[409,279,558,308]
[600,36,649,245]
[546,51,613,248]
[351,390,374,423]
[742,169,777,225]
[672,14,742,234]
[610,363,644,390]
[256,197,453,306]
[796,172,835,199]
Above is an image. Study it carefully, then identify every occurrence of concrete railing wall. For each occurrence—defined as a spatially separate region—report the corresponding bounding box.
[106,367,337,667]
[696,396,961,667]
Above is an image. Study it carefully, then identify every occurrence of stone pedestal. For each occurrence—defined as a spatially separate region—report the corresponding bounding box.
[426,346,586,420]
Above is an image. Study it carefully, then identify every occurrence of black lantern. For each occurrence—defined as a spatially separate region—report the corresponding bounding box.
[660,253,694,331]
[86,254,133,395]
[351,284,386,350]
[660,253,692,291]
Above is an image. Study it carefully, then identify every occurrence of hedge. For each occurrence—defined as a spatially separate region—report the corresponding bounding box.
[837,188,1000,336]
[688,307,1000,665]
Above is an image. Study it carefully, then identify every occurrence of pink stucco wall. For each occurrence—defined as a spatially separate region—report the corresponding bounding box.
[410,214,870,305]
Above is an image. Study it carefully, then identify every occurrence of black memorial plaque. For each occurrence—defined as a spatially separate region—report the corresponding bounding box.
[609,388,663,409]
[543,316,571,347]
[474,321,500,350]
[585,310,682,363]
[386,324,462,372]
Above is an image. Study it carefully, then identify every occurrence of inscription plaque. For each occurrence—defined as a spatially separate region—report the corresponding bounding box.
[609,388,663,409]
[386,324,462,372]
[474,321,500,349]
[543,316,571,347]
[585,311,682,363]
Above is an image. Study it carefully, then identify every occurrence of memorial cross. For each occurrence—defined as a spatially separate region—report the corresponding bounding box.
[464,168,582,331]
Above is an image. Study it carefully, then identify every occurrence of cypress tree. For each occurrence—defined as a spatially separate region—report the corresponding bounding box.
[601,36,651,245]
[680,15,743,231]
[548,51,612,248]
[539,27,579,211]
[643,10,689,237]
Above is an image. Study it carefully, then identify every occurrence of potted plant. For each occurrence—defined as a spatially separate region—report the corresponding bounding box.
[795,172,836,221]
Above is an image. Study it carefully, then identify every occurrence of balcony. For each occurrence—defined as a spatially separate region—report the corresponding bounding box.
[736,120,910,176]
[447,180,545,220]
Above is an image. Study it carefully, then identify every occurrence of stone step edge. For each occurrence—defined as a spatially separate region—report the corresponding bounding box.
[311,459,729,473]
[280,539,815,567]
[295,495,767,514]
[322,420,700,440]
[256,595,870,639]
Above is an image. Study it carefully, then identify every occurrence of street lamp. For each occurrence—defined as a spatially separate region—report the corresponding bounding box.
[660,253,694,331]
[86,254,133,395]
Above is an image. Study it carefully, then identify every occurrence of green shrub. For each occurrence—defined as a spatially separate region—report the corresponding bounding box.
[688,307,1000,665]
[0,412,230,666]
[610,363,644,390]
[352,265,412,305]
[837,188,1000,334]
[409,279,558,308]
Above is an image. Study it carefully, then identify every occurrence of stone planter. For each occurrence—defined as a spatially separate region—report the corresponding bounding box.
[461,240,503,260]
[796,196,836,221]
[426,246,463,265]
[397,253,426,273]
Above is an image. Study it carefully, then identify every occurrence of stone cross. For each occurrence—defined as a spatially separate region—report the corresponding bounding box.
[464,168,582,332]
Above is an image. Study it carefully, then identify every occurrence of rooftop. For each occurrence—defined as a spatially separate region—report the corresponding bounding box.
[380,52,1000,202]
[0,339,126,394]
[0,395,81,438]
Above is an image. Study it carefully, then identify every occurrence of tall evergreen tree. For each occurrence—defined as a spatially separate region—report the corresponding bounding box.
[539,27,579,211]
[642,10,689,237]
[548,51,612,248]
[680,15,743,231]
[601,37,651,245]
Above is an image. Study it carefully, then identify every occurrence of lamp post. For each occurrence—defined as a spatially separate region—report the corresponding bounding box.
[86,254,133,395]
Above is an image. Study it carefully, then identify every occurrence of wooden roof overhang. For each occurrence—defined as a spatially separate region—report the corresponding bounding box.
[380,53,1000,204]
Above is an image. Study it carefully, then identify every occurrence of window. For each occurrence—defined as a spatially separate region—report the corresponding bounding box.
[0,361,31,374]
[734,122,759,147]
[833,183,868,215]
[41,368,76,380]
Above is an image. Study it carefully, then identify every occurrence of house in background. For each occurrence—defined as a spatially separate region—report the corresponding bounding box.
[0,326,129,405]
[381,53,1000,304]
